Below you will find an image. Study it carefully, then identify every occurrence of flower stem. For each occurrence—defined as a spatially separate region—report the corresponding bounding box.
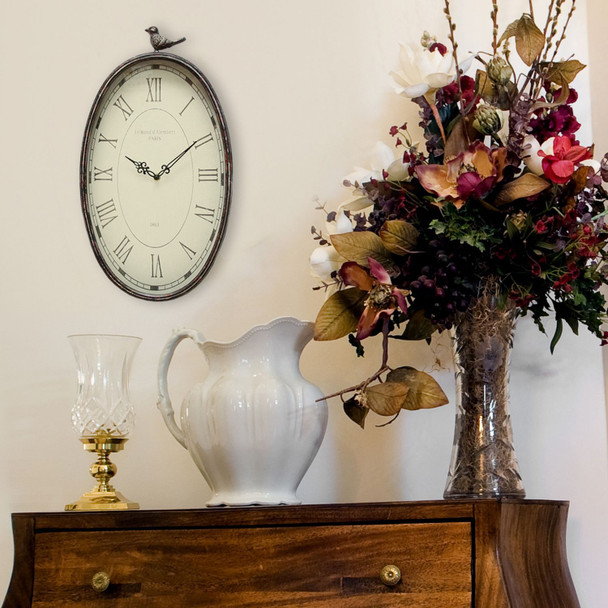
[425,94,448,144]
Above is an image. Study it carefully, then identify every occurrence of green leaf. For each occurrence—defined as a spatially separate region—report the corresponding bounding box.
[401,309,437,341]
[550,317,563,354]
[506,218,519,240]
[331,232,397,274]
[495,173,550,206]
[364,382,409,416]
[314,288,366,341]
[343,396,369,429]
[378,220,419,255]
[386,367,449,410]
[565,316,579,336]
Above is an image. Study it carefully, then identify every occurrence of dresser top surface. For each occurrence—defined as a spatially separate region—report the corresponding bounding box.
[12,498,569,531]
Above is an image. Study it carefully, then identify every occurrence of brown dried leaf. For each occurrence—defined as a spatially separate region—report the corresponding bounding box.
[378,220,419,255]
[494,173,550,206]
[541,60,586,85]
[444,116,469,159]
[364,382,409,416]
[570,165,591,195]
[314,288,366,341]
[386,367,448,410]
[331,232,396,274]
[497,19,520,47]
[475,69,498,105]
[514,15,545,66]
[343,396,369,429]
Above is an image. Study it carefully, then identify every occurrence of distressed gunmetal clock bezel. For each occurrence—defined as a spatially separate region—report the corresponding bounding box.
[79,51,232,301]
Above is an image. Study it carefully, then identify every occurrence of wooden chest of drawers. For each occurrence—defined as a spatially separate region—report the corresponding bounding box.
[3,500,579,607]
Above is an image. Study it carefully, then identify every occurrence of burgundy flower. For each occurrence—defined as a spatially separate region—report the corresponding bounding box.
[340,258,408,340]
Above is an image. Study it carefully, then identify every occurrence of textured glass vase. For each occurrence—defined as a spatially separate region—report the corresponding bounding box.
[443,285,525,499]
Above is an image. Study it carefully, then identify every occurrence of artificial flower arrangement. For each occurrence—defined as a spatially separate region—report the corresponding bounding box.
[311,0,608,428]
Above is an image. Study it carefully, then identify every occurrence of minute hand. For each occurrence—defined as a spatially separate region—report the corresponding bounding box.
[156,137,204,179]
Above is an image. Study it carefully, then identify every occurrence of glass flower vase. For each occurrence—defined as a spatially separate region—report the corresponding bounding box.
[443,284,525,499]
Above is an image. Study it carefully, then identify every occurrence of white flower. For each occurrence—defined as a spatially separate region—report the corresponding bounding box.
[343,141,410,185]
[344,141,396,184]
[311,140,412,285]
[310,243,344,282]
[390,41,474,99]
[496,109,510,144]
[310,210,353,283]
[523,135,554,175]
[581,158,601,173]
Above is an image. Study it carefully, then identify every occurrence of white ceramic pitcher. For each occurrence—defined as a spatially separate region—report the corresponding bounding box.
[157,317,328,506]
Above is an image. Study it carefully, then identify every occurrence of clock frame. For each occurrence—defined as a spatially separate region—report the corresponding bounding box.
[79,51,232,301]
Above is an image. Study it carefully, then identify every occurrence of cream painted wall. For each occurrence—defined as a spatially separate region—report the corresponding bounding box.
[1,0,608,605]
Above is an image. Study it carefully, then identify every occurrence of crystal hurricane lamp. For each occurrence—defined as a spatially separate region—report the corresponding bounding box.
[65,334,141,511]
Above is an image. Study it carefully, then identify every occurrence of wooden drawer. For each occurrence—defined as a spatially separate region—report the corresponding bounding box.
[4,501,581,607]
[32,521,472,607]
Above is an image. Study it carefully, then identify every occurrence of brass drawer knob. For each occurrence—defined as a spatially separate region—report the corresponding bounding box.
[379,564,401,587]
[91,571,111,593]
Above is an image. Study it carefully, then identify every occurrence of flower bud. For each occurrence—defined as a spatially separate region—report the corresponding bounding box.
[487,57,513,86]
[509,211,528,231]
[472,105,503,135]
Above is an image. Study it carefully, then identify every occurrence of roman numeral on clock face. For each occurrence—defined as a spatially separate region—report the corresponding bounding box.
[93,166,113,181]
[198,168,218,182]
[151,253,163,278]
[146,77,162,102]
[180,242,197,260]
[179,96,194,116]
[98,133,118,148]
[195,133,213,148]
[114,236,133,264]
[95,198,117,229]
[195,205,215,223]
[113,95,134,120]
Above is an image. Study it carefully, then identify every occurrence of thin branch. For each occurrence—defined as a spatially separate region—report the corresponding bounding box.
[491,0,499,56]
[550,0,576,63]
[443,0,465,115]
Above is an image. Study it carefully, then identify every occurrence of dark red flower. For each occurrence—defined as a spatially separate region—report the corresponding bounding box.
[340,258,408,340]
[429,42,448,56]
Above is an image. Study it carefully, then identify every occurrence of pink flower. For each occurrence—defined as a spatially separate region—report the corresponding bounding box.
[415,142,507,208]
[340,258,408,340]
[538,136,592,184]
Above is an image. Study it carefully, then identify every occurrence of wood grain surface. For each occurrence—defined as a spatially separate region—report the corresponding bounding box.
[2,500,579,608]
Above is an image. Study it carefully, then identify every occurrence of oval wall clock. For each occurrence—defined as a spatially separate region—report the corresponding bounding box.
[79,29,232,300]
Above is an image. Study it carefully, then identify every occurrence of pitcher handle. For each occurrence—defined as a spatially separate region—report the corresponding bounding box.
[157,328,206,449]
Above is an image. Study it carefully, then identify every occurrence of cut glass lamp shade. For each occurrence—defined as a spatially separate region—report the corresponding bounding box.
[66,334,141,511]
[69,334,141,437]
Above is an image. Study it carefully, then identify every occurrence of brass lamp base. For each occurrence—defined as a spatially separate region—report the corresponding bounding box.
[65,435,139,511]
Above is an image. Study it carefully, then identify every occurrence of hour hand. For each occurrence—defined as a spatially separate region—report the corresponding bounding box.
[125,156,158,178]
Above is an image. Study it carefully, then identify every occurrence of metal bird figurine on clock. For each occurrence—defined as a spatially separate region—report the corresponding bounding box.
[80,27,232,300]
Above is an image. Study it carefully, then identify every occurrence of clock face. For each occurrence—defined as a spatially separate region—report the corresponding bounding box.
[80,52,231,300]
